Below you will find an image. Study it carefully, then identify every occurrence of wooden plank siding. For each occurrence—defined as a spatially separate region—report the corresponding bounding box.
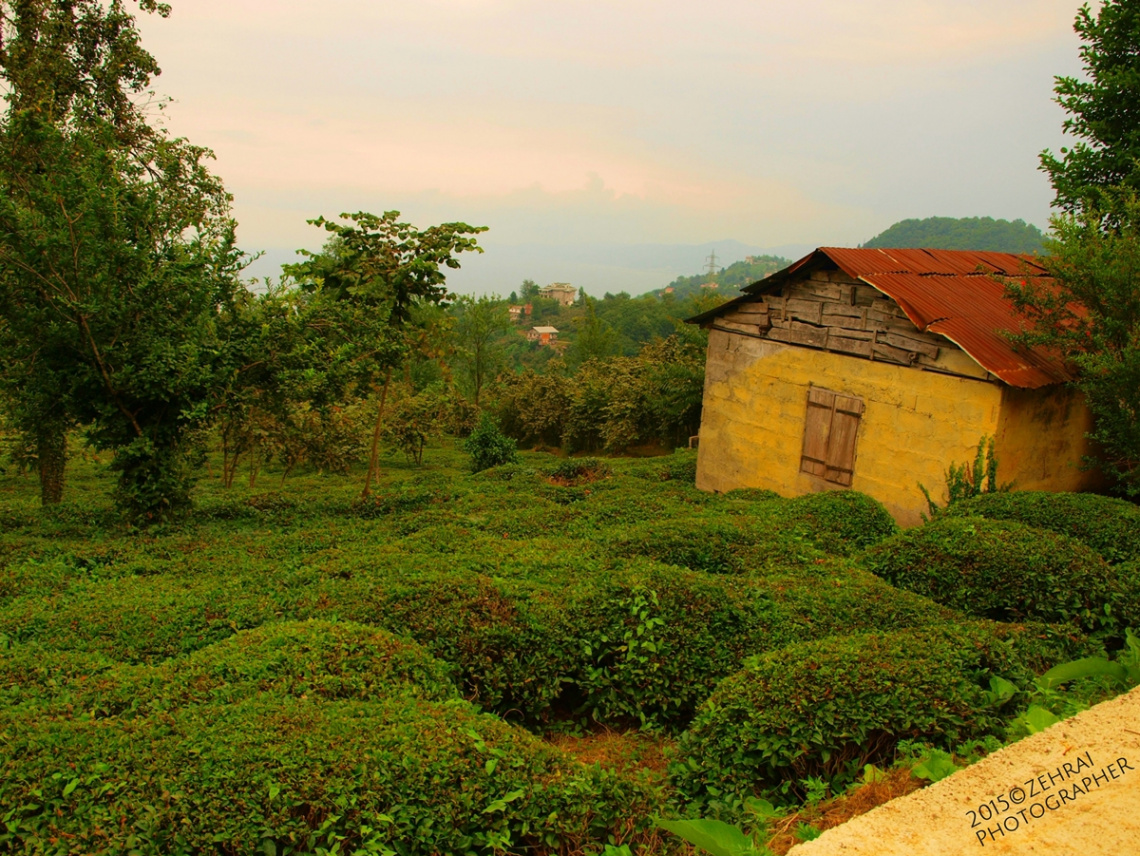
[708,264,994,383]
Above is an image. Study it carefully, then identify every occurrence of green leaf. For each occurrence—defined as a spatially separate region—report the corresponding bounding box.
[1020,705,1061,734]
[656,817,762,856]
[62,778,80,797]
[1040,657,1127,689]
[912,749,958,783]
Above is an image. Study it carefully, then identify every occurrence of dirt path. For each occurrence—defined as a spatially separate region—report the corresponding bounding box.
[788,686,1140,855]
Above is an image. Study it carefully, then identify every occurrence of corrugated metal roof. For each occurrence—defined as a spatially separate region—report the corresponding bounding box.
[689,247,1069,389]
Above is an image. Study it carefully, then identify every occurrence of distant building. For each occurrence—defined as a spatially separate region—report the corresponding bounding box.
[663,286,675,295]
[527,326,559,346]
[508,304,523,322]
[540,283,578,306]
[700,281,719,290]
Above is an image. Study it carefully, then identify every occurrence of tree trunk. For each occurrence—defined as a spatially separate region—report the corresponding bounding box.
[361,367,394,499]
[37,426,67,506]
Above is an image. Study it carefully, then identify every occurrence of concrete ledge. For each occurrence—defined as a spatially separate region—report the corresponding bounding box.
[789,686,1140,855]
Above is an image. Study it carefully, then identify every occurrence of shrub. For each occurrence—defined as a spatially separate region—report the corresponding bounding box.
[465,414,519,472]
[860,517,1128,634]
[0,696,658,855]
[547,457,612,485]
[560,563,795,726]
[775,490,899,555]
[945,490,1140,564]
[670,623,1041,809]
[604,518,753,574]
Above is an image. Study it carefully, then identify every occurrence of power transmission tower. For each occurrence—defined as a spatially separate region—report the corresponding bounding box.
[704,249,719,282]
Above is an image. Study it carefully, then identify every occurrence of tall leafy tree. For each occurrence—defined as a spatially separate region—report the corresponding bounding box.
[286,212,485,497]
[1008,0,1140,497]
[0,1,248,517]
[452,294,509,406]
[1006,197,1140,496]
[0,0,171,503]
[1040,0,1140,216]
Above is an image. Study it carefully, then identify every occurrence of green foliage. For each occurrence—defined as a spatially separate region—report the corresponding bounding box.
[1039,629,1140,692]
[862,217,1045,253]
[465,414,519,472]
[920,435,1005,519]
[670,624,1043,809]
[0,695,656,855]
[910,749,959,783]
[944,490,1140,564]
[1039,0,1140,214]
[656,818,769,856]
[861,517,1134,634]
[1005,198,1140,497]
[777,490,899,556]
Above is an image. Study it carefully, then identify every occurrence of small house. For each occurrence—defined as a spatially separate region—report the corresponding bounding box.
[527,326,559,346]
[688,247,1101,525]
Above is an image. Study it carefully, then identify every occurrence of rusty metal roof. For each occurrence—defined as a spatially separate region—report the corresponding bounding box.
[689,247,1069,389]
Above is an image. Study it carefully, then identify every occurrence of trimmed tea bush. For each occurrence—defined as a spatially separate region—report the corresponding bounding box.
[860,517,1126,633]
[671,623,1041,809]
[0,696,657,855]
[150,620,459,708]
[775,490,899,556]
[603,518,755,574]
[946,491,1140,564]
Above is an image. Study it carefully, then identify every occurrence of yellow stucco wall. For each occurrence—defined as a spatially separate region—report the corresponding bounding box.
[695,328,1008,526]
[995,385,1104,493]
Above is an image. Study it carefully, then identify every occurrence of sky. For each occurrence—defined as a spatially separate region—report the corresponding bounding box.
[135,0,1087,295]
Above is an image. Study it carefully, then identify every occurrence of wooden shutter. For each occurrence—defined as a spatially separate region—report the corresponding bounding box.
[800,388,835,478]
[800,388,864,486]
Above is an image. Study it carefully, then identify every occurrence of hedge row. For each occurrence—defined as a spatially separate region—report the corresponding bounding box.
[0,696,657,855]
[861,517,1136,634]
[670,622,1079,810]
[0,554,955,729]
[946,491,1140,564]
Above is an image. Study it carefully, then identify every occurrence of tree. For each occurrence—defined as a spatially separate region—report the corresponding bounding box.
[285,212,485,497]
[0,0,248,520]
[0,115,246,518]
[569,297,617,366]
[1040,0,1140,216]
[1006,196,1140,497]
[452,294,509,406]
[0,0,173,505]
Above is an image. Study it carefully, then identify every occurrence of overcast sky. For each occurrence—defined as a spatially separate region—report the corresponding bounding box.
[136,0,1086,294]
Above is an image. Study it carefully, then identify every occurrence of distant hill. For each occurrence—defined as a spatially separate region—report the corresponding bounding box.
[863,217,1046,254]
[650,254,791,301]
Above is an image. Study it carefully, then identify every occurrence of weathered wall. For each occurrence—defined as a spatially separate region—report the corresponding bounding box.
[695,327,1005,525]
[996,384,1104,493]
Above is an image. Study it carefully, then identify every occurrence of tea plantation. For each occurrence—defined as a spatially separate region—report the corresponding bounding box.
[1,444,1136,855]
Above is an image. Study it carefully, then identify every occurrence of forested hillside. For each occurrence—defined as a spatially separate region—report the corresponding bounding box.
[863,217,1046,253]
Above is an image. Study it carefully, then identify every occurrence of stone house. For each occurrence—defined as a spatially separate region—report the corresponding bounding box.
[688,247,1101,525]
[540,283,578,307]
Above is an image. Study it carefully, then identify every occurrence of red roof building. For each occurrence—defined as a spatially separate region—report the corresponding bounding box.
[688,247,1100,523]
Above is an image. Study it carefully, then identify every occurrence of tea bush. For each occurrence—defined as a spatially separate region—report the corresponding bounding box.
[860,517,1130,634]
[465,414,519,472]
[670,623,1048,810]
[0,696,658,855]
[604,518,750,575]
[945,491,1140,564]
[775,490,899,555]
